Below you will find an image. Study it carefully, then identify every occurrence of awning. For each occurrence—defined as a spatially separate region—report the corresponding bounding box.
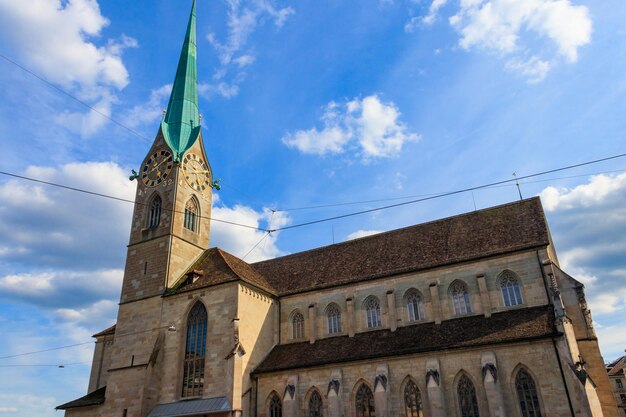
[147,397,231,417]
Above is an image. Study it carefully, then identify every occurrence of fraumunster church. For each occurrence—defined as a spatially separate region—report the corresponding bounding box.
[56,2,619,417]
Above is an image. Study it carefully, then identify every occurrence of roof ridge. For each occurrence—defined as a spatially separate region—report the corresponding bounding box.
[253,197,543,266]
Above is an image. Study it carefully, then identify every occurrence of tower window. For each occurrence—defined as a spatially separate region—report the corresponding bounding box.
[148,195,162,228]
[184,197,200,232]
[182,302,207,397]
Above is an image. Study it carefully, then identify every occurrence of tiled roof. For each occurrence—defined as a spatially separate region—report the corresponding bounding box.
[147,397,231,417]
[253,305,558,374]
[253,198,550,295]
[168,247,277,295]
[608,356,626,376]
[56,386,106,410]
[92,324,116,338]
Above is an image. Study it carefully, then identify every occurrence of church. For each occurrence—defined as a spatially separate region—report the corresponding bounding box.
[56,1,619,417]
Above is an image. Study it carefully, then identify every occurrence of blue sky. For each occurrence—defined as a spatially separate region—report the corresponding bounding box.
[0,0,625,415]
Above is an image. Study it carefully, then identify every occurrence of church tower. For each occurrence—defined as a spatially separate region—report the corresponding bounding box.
[120,0,212,303]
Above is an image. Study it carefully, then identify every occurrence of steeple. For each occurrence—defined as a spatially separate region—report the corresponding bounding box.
[161,0,200,162]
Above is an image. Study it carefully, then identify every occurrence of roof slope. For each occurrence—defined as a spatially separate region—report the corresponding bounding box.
[92,324,116,338]
[254,305,557,374]
[56,386,106,410]
[170,247,276,295]
[607,355,626,376]
[253,197,550,295]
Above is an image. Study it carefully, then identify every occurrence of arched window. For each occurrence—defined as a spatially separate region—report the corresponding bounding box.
[404,379,423,417]
[499,271,523,306]
[148,195,162,228]
[269,393,282,417]
[355,384,375,417]
[457,374,480,417]
[450,281,472,315]
[516,369,542,417]
[182,302,207,397]
[405,290,424,322]
[184,197,199,232]
[291,311,304,339]
[326,303,342,334]
[308,390,323,417]
[364,296,382,328]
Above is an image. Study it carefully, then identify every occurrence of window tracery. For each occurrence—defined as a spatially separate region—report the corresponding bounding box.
[308,390,323,417]
[148,195,162,228]
[355,384,375,417]
[516,369,542,417]
[404,379,423,417]
[457,374,480,417]
[269,393,282,417]
[450,281,472,315]
[182,302,207,397]
[499,271,523,306]
[291,311,304,339]
[184,197,199,232]
[364,296,382,328]
[326,303,342,334]
[405,290,424,321]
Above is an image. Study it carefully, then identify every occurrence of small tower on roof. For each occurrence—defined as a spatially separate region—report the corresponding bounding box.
[121,0,213,303]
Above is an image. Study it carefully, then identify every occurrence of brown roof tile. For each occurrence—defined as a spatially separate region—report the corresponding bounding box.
[56,386,106,409]
[608,356,626,376]
[168,247,277,295]
[253,305,558,374]
[92,324,116,338]
[253,198,550,295]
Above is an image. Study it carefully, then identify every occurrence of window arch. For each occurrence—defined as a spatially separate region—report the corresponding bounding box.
[148,195,162,228]
[182,301,207,397]
[449,280,472,315]
[405,289,425,322]
[290,310,304,339]
[355,383,375,417]
[499,270,523,307]
[308,390,323,417]
[325,303,342,334]
[404,379,423,417]
[364,296,382,328]
[268,392,282,417]
[515,369,542,417]
[184,197,200,232]
[457,374,480,417]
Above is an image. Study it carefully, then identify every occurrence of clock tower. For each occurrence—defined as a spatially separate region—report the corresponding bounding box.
[120,0,212,303]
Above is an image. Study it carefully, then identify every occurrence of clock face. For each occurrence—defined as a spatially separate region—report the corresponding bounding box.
[182,152,211,191]
[141,149,173,187]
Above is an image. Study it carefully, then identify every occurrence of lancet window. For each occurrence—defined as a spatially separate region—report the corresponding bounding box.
[355,384,375,417]
[515,369,542,417]
[182,302,207,397]
[450,281,472,315]
[457,374,480,417]
[308,390,323,417]
[499,271,523,306]
[148,195,162,228]
[269,393,282,417]
[364,296,382,328]
[184,197,199,232]
[291,311,304,339]
[404,379,423,417]
[326,303,342,334]
[405,290,424,321]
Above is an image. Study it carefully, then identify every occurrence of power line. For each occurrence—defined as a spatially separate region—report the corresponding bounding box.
[0,171,268,232]
[268,151,626,232]
[0,52,151,144]
[242,231,272,260]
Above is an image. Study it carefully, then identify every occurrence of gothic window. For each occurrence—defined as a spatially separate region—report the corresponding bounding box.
[515,369,542,417]
[182,302,207,397]
[355,384,375,417]
[499,271,523,307]
[308,390,323,417]
[404,380,423,417]
[269,393,282,417]
[364,296,382,328]
[457,374,480,417]
[449,281,472,315]
[326,303,342,334]
[184,197,199,232]
[291,311,304,339]
[148,195,162,228]
[405,289,424,322]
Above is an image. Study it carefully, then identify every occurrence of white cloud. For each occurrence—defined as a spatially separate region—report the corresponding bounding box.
[540,173,626,211]
[211,202,290,262]
[282,95,420,160]
[346,230,385,240]
[418,0,591,81]
[0,0,137,135]
[121,84,172,129]
[205,0,294,98]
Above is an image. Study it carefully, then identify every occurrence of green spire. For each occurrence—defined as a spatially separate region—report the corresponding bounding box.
[161,0,200,162]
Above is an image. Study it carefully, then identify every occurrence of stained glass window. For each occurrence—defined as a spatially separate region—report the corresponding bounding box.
[355,384,375,417]
[404,380,423,417]
[182,302,207,397]
[269,393,282,417]
[457,375,480,417]
[309,390,323,417]
[516,369,542,417]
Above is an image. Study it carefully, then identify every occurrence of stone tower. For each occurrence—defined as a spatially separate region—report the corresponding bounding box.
[120,0,212,303]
